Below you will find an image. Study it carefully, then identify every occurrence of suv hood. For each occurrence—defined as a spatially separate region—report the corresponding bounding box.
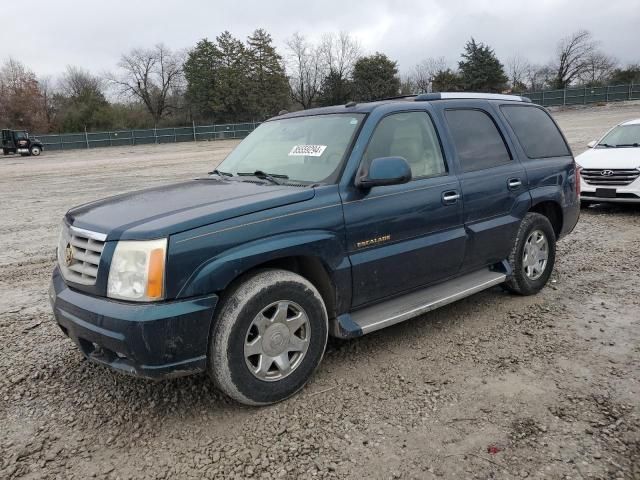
[67,179,314,241]
[576,147,640,169]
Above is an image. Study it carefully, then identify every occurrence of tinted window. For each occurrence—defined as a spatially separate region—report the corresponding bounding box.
[363,112,446,179]
[445,109,511,172]
[501,105,570,158]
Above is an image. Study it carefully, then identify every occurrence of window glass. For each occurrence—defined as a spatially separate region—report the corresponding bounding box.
[501,105,570,158]
[218,114,364,184]
[598,124,640,147]
[363,112,446,179]
[444,109,511,172]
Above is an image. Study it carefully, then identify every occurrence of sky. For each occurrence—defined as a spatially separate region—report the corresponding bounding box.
[3,0,639,79]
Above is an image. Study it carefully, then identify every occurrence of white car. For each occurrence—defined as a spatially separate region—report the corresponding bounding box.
[576,118,640,204]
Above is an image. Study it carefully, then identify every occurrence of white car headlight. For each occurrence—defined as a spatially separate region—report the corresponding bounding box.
[107,239,167,301]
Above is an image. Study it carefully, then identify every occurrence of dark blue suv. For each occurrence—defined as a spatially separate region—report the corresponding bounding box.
[50,93,580,405]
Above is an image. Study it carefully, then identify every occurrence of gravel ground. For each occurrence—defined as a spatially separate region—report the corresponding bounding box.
[1,102,639,479]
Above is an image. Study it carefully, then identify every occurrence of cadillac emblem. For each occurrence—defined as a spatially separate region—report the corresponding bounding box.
[64,244,74,267]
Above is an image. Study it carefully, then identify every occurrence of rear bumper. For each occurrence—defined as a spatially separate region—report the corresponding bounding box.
[49,267,218,379]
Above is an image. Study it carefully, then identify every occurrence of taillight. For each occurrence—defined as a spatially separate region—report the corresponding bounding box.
[575,163,581,196]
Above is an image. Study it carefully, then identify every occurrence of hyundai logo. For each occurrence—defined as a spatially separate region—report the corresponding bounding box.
[600,170,614,176]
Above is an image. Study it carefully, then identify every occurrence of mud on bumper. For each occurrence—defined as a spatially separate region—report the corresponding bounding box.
[49,268,218,379]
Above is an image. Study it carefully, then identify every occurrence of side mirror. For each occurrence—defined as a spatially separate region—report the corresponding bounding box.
[587,140,597,148]
[356,156,412,189]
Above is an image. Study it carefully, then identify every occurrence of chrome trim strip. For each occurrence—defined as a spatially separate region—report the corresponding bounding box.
[69,226,107,242]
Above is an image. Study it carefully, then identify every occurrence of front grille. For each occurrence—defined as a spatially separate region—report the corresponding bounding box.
[581,168,640,186]
[58,225,107,285]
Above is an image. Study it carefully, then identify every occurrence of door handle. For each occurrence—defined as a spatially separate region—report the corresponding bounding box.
[442,191,460,205]
[508,178,522,190]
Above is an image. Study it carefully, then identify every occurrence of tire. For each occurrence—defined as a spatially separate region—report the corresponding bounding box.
[209,269,328,406]
[580,200,594,208]
[30,146,41,156]
[2,148,8,156]
[504,212,556,296]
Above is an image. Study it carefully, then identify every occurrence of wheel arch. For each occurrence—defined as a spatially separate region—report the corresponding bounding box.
[529,200,563,239]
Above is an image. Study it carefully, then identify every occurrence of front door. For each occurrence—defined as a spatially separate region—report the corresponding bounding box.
[342,111,466,308]
[442,107,529,272]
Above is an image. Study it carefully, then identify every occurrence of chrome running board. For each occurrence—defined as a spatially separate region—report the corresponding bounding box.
[331,268,507,338]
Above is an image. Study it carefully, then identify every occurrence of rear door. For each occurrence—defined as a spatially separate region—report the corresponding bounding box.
[341,109,466,307]
[441,104,530,272]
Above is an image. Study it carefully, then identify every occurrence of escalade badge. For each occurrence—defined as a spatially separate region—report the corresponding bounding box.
[601,170,614,176]
[64,244,74,266]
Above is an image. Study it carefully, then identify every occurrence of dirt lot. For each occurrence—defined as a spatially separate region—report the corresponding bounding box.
[1,102,639,480]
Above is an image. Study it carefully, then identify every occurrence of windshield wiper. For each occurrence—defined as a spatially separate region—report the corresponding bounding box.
[208,169,233,177]
[237,170,289,185]
[597,143,615,148]
[614,143,639,147]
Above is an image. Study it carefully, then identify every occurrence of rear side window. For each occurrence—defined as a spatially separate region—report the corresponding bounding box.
[500,105,570,158]
[444,109,511,172]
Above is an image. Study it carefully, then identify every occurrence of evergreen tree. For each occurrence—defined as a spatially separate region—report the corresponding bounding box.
[352,53,400,102]
[317,70,353,106]
[458,38,508,92]
[184,38,221,122]
[215,31,250,122]
[246,29,289,120]
[431,69,464,92]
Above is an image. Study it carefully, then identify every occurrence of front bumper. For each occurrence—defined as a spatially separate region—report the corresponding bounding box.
[49,267,218,379]
[581,178,640,203]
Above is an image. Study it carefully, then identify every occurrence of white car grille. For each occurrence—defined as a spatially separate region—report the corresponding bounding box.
[58,224,107,285]
[581,168,640,186]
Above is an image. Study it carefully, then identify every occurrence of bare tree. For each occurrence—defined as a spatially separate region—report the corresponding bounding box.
[319,31,361,79]
[552,30,597,89]
[411,57,448,92]
[39,76,57,130]
[579,52,617,86]
[108,44,184,125]
[286,33,323,109]
[506,55,531,91]
[60,66,105,99]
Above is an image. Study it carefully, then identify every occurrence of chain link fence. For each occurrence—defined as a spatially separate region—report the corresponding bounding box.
[521,83,640,107]
[35,121,260,152]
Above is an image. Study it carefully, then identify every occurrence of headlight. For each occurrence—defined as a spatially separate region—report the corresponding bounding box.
[107,239,167,301]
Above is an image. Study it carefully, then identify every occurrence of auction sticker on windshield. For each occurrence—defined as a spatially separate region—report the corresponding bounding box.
[289,145,327,157]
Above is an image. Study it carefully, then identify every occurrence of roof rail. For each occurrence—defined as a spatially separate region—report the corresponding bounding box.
[415,92,531,103]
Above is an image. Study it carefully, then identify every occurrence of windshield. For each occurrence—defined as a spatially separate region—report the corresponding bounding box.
[217,113,365,183]
[14,131,28,140]
[599,124,640,147]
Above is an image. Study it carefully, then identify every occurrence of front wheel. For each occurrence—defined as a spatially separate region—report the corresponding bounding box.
[30,146,42,156]
[504,212,556,295]
[209,269,328,405]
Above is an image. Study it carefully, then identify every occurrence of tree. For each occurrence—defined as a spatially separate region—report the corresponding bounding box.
[551,30,597,89]
[316,32,361,106]
[0,58,47,132]
[411,57,448,93]
[609,64,640,84]
[246,29,289,119]
[352,53,400,101]
[214,31,251,122]
[56,66,113,131]
[286,33,323,109]
[184,38,221,122]
[431,69,463,92]
[458,38,508,92]
[506,55,531,91]
[318,70,353,106]
[579,52,617,86]
[526,64,554,91]
[109,44,184,126]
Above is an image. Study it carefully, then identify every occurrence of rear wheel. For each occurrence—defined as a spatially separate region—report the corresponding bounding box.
[30,146,41,156]
[504,212,556,295]
[2,148,8,155]
[209,269,328,405]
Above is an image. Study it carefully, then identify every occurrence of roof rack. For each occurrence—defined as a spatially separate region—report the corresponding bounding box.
[415,92,531,103]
